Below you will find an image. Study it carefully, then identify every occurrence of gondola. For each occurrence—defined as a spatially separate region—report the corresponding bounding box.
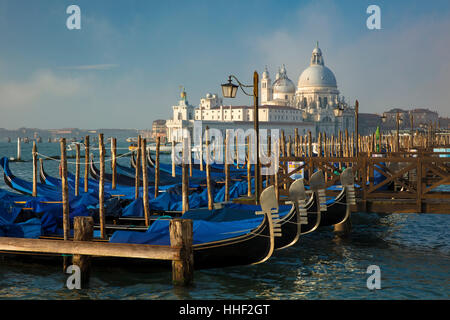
[303,168,354,228]
[180,178,309,251]
[109,185,279,269]
[117,158,206,188]
[0,157,62,199]
[39,159,138,199]
[90,155,139,187]
[0,186,280,270]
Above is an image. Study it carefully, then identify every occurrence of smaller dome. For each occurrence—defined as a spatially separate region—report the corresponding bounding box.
[206,93,212,98]
[273,77,296,94]
[272,64,295,94]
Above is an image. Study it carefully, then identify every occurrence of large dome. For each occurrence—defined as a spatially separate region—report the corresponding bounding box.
[297,43,337,89]
[297,64,337,88]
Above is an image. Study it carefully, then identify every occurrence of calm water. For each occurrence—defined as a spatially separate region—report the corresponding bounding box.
[0,141,449,300]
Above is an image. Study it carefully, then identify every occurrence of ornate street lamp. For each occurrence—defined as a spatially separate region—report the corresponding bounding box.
[333,105,344,117]
[221,76,239,98]
[221,72,261,203]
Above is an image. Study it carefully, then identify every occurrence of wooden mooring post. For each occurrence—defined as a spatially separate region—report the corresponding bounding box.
[182,137,190,213]
[32,141,37,197]
[224,131,230,202]
[75,143,80,197]
[135,135,141,200]
[205,128,213,210]
[72,216,94,287]
[141,138,150,226]
[170,219,194,286]
[98,134,106,239]
[60,138,70,271]
[111,137,117,190]
[155,136,161,198]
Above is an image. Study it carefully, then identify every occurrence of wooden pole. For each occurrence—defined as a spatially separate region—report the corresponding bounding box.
[182,138,189,213]
[84,136,90,193]
[318,132,322,158]
[32,141,37,197]
[141,138,150,226]
[199,134,204,171]
[72,216,94,288]
[155,136,161,198]
[75,143,80,197]
[205,127,213,210]
[135,135,141,200]
[247,135,252,197]
[16,137,21,161]
[111,138,117,190]
[171,140,176,177]
[308,130,313,179]
[169,219,194,286]
[224,131,230,202]
[98,134,106,239]
[60,138,70,271]
[355,100,359,155]
[253,71,261,204]
[267,135,272,186]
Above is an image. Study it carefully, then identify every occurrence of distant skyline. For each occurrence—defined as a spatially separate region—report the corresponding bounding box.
[0,0,449,129]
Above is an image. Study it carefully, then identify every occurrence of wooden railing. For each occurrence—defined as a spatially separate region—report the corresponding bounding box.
[274,151,450,213]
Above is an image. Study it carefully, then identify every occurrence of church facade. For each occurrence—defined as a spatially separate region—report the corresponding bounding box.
[166,44,355,142]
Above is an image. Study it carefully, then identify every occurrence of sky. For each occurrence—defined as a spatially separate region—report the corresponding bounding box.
[0,0,449,130]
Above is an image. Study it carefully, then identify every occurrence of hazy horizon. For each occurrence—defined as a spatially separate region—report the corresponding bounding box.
[1,0,449,130]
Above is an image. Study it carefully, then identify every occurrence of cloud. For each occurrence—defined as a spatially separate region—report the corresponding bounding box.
[0,70,85,110]
[59,64,119,71]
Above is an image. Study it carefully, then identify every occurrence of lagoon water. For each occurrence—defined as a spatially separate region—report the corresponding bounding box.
[0,141,448,299]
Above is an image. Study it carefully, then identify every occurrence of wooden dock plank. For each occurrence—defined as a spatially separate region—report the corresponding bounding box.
[0,237,181,261]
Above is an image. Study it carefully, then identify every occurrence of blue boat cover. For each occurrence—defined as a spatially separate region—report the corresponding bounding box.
[109,216,264,246]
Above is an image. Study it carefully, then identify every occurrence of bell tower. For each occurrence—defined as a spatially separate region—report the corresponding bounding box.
[261,66,272,104]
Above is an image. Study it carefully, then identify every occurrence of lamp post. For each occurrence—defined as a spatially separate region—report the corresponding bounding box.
[355,100,359,156]
[221,71,261,203]
[410,112,414,135]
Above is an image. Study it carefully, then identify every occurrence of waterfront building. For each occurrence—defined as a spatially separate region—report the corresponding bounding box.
[166,43,355,142]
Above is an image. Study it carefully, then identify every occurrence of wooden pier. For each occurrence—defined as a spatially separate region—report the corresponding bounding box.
[272,130,450,214]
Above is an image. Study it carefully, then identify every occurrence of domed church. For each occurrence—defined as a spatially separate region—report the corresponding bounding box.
[261,42,355,136]
[166,43,355,142]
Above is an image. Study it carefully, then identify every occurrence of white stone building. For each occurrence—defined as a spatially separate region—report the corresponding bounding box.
[166,43,355,142]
